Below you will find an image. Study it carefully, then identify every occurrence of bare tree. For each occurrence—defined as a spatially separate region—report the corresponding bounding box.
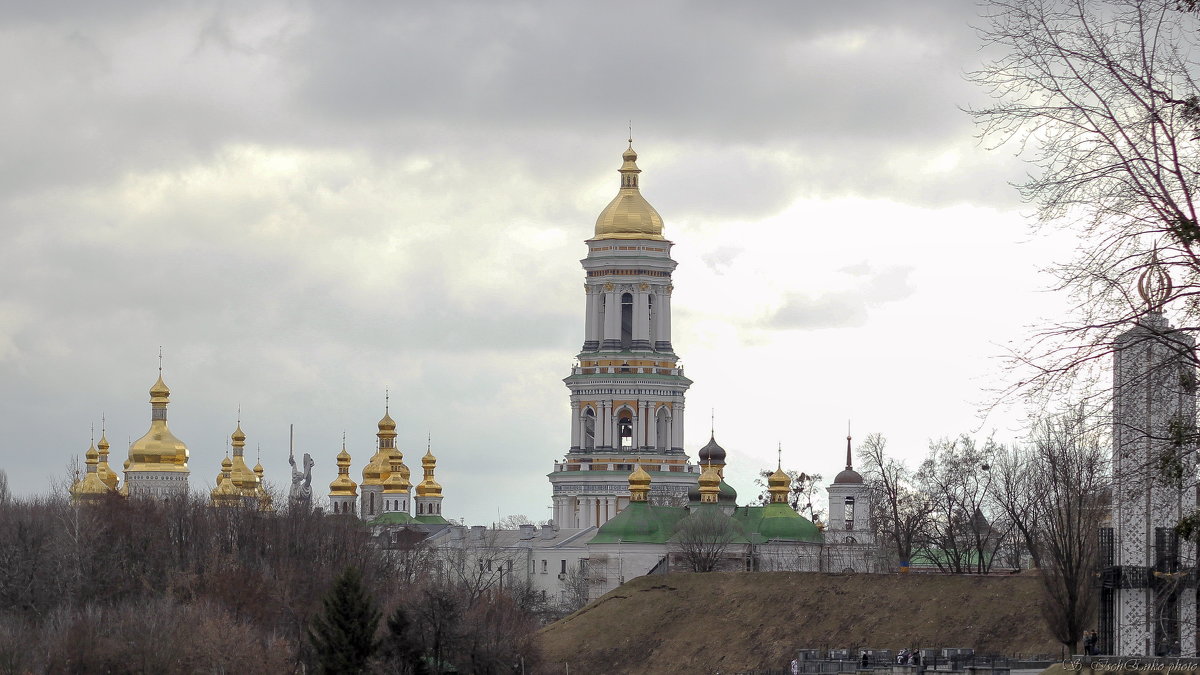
[752,469,826,522]
[990,443,1044,569]
[970,0,1200,403]
[0,470,9,506]
[671,507,743,572]
[858,433,932,567]
[919,435,1012,574]
[1028,409,1110,654]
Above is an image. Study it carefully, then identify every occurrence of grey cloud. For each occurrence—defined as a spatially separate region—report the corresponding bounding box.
[766,264,915,329]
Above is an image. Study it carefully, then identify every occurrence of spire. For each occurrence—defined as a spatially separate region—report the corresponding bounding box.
[834,425,864,485]
[845,421,853,471]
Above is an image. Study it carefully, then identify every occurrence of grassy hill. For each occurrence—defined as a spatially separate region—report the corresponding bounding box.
[538,571,1062,674]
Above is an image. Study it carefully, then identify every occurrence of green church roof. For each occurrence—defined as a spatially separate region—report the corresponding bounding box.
[368,512,419,526]
[756,502,822,542]
[730,504,822,543]
[590,501,688,544]
[414,514,449,525]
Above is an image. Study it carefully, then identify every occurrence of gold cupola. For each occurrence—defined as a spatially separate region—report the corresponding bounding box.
[365,405,401,486]
[211,456,241,506]
[127,372,190,473]
[229,423,258,494]
[628,464,652,502]
[253,453,273,512]
[592,142,665,241]
[96,430,119,492]
[698,463,721,504]
[329,444,358,497]
[415,448,442,498]
[382,453,411,495]
[768,465,791,504]
[72,443,112,501]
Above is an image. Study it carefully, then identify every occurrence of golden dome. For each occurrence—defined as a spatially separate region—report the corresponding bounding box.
[361,449,389,486]
[698,464,721,503]
[329,445,358,497]
[628,464,652,502]
[149,374,170,399]
[382,456,411,494]
[592,143,665,241]
[253,461,264,479]
[96,433,119,492]
[768,466,791,504]
[127,373,189,473]
[378,412,397,433]
[228,424,258,493]
[415,449,442,498]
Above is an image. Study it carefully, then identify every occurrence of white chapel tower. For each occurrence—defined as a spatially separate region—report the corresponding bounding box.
[550,142,695,528]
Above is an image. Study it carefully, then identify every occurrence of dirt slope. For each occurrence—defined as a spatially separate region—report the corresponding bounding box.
[538,571,1061,675]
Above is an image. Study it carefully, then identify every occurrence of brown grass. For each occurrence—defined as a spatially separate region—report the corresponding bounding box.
[538,571,1062,675]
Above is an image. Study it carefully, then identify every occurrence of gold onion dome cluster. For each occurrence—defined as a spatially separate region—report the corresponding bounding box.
[127,374,189,473]
[71,443,112,500]
[210,423,272,509]
[211,456,241,505]
[592,143,665,241]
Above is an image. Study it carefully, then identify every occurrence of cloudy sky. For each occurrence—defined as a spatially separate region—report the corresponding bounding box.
[2,1,1075,524]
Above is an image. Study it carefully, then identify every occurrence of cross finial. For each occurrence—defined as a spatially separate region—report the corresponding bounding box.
[777,442,782,470]
[237,404,241,426]
[158,346,163,374]
[90,422,95,445]
[427,432,431,452]
[628,120,633,147]
[710,408,715,437]
[342,431,347,449]
[385,387,390,414]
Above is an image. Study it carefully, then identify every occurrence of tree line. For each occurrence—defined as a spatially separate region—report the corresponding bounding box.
[0,487,543,674]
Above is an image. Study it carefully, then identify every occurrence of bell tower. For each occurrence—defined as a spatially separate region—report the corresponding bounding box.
[550,141,696,529]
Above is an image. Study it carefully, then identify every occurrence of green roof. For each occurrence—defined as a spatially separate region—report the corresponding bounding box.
[755,503,822,542]
[728,504,822,544]
[368,512,418,526]
[590,501,688,544]
[414,514,449,525]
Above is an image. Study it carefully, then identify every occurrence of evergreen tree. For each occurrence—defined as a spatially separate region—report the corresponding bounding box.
[381,605,428,675]
[308,566,381,674]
